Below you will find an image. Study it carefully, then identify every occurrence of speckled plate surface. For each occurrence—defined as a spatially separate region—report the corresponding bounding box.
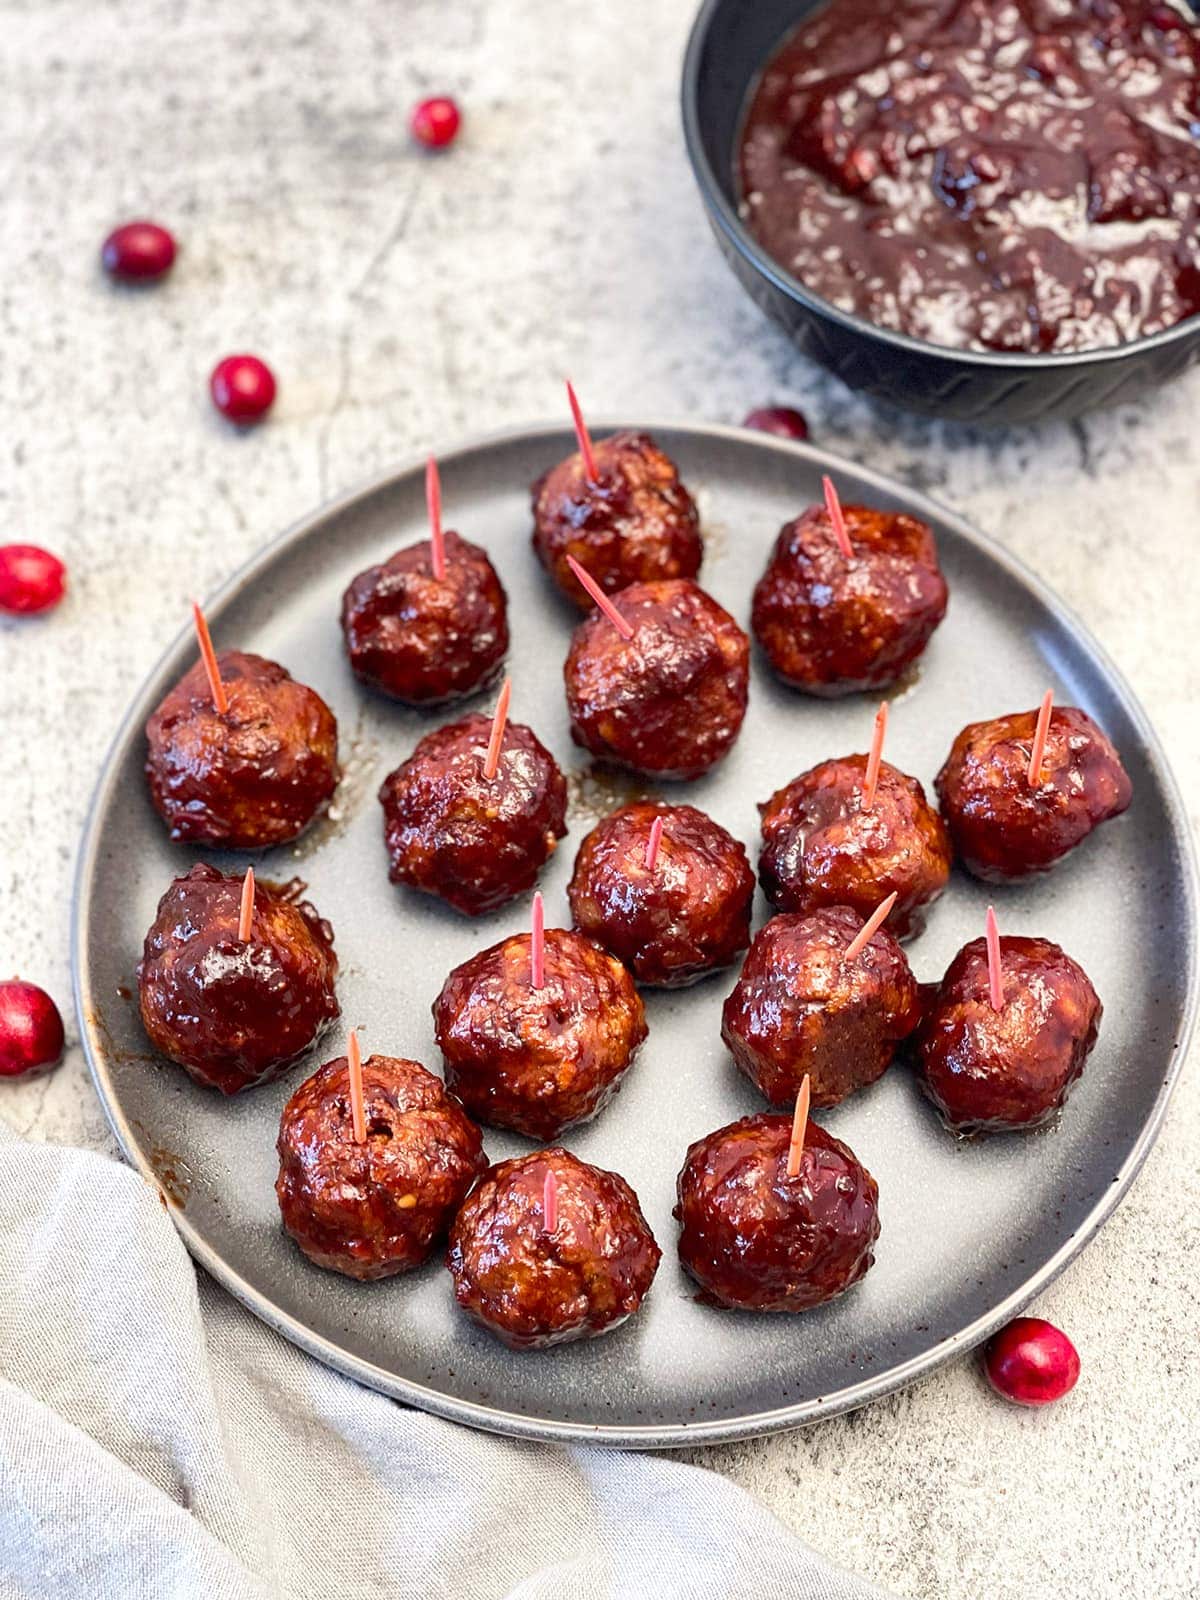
[73,422,1198,1448]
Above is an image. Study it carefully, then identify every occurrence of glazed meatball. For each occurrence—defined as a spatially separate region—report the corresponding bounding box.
[564,579,750,779]
[145,650,339,848]
[722,907,920,1109]
[137,863,339,1094]
[447,1147,661,1348]
[759,757,952,938]
[379,712,568,916]
[276,1052,487,1280]
[567,802,755,986]
[433,927,646,1139]
[675,1114,880,1312]
[341,530,508,705]
[532,430,702,609]
[916,935,1102,1134]
[935,705,1132,882]
[752,502,947,695]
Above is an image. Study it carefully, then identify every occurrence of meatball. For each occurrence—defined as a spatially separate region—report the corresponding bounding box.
[145,650,339,848]
[675,1114,880,1312]
[567,802,754,986]
[532,430,702,609]
[276,1052,487,1280]
[564,579,750,779]
[722,907,920,1109]
[447,1148,660,1348]
[340,530,508,705]
[433,927,646,1139]
[137,863,339,1094]
[759,757,952,938]
[752,502,947,695]
[916,935,1102,1134]
[935,705,1132,882]
[379,712,567,916]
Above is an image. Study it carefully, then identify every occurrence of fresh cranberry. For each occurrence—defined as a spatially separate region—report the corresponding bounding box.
[1149,5,1183,27]
[0,545,66,615]
[210,355,277,424]
[101,221,177,282]
[742,405,810,441]
[411,96,461,149]
[983,1316,1081,1406]
[0,980,65,1080]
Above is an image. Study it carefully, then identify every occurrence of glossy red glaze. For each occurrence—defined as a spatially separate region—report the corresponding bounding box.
[722,906,920,1109]
[568,802,754,987]
[277,1053,487,1280]
[210,354,276,423]
[759,756,951,938]
[411,96,461,149]
[341,529,509,704]
[564,578,750,779]
[742,406,809,440]
[675,1114,879,1311]
[101,220,177,281]
[379,711,567,916]
[447,1148,660,1348]
[433,927,646,1139]
[145,649,339,848]
[984,1316,1081,1406]
[917,935,1101,1133]
[137,864,340,1094]
[936,705,1132,881]
[531,431,702,608]
[0,981,65,1080]
[0,545,66,615]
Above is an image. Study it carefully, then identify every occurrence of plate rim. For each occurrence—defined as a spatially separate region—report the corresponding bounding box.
[72,419,1200,1448]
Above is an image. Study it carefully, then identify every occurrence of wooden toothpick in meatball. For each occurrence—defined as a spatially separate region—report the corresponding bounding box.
[935,693,1132,882]
[433,901,647,1139]
[145,607,338,848]
[531,385,702,609]
[341,459,509,705]
[916,913,1102,1134]
[137,863,339,1094]
[447,1147,661,1349]
[722,898,920,1109]
[563,574,750,779]
[567,802,755,986]
[378,685,568,916]
[276,1042,487,1280]
[752,477,947,695]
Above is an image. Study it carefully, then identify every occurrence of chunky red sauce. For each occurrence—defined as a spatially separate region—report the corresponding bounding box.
[738,0,1200,352]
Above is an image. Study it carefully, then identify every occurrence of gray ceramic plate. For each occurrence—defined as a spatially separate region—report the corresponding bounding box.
[73,422,1198,1448]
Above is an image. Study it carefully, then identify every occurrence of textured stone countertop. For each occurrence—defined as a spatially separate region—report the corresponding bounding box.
[2,2,1197,1595]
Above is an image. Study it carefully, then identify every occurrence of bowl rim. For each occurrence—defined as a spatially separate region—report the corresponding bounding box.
[680,0,1200,373]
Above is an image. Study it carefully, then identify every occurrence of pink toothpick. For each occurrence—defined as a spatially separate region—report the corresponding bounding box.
[985,906,1004,1012]
[645,814,664,872]
[822,475,855,561]
[1027,689,1053,787]
[426,457,446,581]
[566,379,599,484]
[863,701,888,810]
[237,866,255,942]
[191,601,229,715]
[844,891,898,961]
[482,678,511,781]
[531,891,545,989]
[543,1165,558,1234]
[565,555,634,639]
[786,1074,812,1180]
[347,1029,366,1144]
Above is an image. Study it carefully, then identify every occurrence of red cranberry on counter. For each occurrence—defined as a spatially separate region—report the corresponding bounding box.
[101,221,177,282]
[0,545,66,615]
[742,406,809,441]
[983,1316,1081,1407]
[411,97,461,149]
[0,980,66,1080]
[210,355,277,424]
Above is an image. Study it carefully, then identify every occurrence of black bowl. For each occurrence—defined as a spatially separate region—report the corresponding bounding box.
[681,0,1200,425]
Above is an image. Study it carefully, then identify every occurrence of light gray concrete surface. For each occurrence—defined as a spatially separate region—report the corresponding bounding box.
[1,2,1197,1595]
